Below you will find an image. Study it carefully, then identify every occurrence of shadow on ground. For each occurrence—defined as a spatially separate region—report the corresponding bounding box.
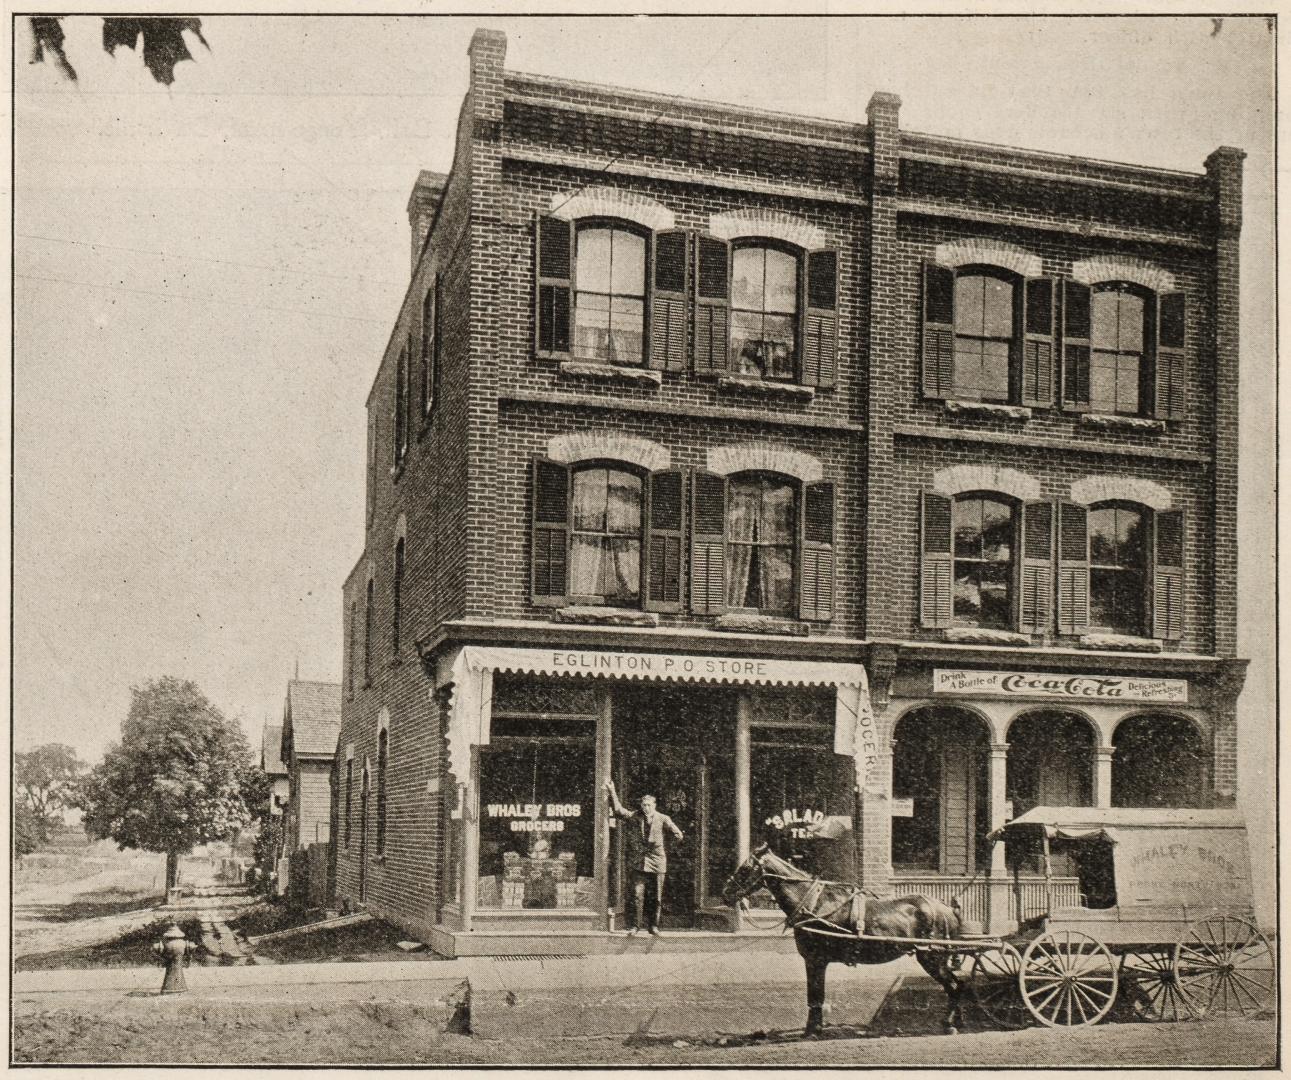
[15,886,164,925]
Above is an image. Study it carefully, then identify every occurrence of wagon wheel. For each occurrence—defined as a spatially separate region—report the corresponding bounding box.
[1175,914,1276,1019]
[1119,948,1201,1022]
[1019,930,1118,1027]
[969,943,1030,1030]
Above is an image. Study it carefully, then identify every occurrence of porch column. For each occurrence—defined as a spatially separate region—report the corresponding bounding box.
[986,742,1011,934]
[1094,746,1116,808]
[595,686,613,927]
[735,692,752,862]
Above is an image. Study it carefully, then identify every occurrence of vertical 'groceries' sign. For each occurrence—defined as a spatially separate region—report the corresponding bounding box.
[932,669,1188,704]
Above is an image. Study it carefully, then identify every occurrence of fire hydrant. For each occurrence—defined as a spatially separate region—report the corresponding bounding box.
[152,924,189,994]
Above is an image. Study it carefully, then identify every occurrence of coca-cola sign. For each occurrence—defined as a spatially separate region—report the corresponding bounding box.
[932,669,1188,704]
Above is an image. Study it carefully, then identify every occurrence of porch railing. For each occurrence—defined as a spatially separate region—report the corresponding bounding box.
[890,874,1082,928]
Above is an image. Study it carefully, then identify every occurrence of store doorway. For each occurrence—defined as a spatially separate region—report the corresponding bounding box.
[612,686,730,929]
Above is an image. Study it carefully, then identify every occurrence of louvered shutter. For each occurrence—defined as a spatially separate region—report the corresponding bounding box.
[799,482,835,621]
[1154,292,1187,421]
[1152,509,1185,641]
[535,214,572,357]
[694,236,731,375]
[531,457,570,605]
[1021,277,1056,407]
[650,230,689,372]
[645,469,685,612]
[1019,501,1054,634]
[921,262,955,399]
[920,492,953,628]
[690,470,727,613]
[1061,280,1092,411]
[1056,501,1090,634]
[803,249,838,388]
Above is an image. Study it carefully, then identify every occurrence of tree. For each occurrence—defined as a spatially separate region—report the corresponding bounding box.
[73,676,255,892]
[29,16,209,87]
[15,743,83,843]
[14,800,40,862]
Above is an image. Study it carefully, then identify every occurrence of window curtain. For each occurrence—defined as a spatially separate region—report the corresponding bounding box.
[726,477,794,612]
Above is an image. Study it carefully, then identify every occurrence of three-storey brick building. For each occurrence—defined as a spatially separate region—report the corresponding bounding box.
[333,29,1249,954]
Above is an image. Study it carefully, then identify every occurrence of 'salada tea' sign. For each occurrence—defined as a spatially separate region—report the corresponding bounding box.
[933,669,1188,704]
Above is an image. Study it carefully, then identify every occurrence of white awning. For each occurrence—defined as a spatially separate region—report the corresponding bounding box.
[444,645,878,790]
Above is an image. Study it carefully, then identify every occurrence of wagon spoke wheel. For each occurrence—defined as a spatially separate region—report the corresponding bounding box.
[969,943,1030,1029]
[1119,948,1201,1022]
[1020,930,1118,1028]
[1175,914,1276,1020]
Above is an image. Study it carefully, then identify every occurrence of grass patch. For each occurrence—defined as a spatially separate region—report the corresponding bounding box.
[233,908,444,965]
[15,916,208,971]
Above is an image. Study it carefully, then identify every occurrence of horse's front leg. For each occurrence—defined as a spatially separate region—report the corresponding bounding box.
[804,954,829,1037]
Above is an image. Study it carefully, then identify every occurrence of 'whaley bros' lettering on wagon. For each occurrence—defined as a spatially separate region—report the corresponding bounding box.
[933,669,1188,704]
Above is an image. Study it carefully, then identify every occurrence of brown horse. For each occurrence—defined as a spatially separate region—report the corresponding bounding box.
[723,844,967,1036]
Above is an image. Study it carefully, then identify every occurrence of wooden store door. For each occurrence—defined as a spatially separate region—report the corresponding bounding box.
[613,690,701,928]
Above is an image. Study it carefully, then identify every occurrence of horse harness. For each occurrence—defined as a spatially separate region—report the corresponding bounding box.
[761,868,869,937]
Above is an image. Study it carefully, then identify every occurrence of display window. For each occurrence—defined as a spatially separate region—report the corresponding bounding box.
[476,716,595,910]
[750,723,855,899]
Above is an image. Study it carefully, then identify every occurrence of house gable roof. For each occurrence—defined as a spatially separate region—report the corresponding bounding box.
[282,679,342,760]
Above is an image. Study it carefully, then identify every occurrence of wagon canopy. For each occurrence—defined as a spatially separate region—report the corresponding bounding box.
[993,806,1255,913]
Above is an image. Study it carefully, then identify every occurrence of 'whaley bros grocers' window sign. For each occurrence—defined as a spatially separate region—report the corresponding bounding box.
[933,669,1189,704]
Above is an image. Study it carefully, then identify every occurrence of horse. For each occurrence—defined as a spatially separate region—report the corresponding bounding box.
[723,844,967,1036]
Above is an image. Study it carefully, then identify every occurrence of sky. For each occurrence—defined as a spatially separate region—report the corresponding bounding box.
[13,13,1275,843]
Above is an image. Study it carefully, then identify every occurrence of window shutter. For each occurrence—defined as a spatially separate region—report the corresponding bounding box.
[690,470,727,613]
[1019,501,1054,634]
[920,491,953,628]
[645,469,685,612]
[694,236,731,375]
[1152,509,1185,641]
[799,481,835,621]
[650,230,689,373]
[803,249,838,388]
[1061,280,1092,411]
[1154,292,1187,421]
[1021,277,1056,407]
[1056,501,1090,634]
[921,262,955,399]
[535,214,572,357]
[531,456,570,605]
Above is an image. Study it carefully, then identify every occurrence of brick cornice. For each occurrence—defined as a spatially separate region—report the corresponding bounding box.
[893,424,1211,464]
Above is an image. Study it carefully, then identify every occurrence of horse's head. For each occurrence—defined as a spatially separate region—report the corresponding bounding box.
[721,843,771,906]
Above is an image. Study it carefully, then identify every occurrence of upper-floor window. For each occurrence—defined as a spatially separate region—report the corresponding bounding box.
[363,577,374,684]
[726,472,796,614]
[1062,280,1187,421]
[951,494,1014,629]
[922,263,1055,408]
[347,600,357,696]
[365,414,376,526]
[731,245,798,381]
[421,277,440,419]
[376,727,389,856]
[574,225,646,365]
[344,757,353,847]
[393,343,409,467]
[1088,503,1147,634]
[570,466,642,605]
[392,537,405,655]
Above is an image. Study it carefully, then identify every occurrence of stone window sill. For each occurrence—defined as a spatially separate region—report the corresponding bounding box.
[1078,413,1166,434]
[944,400,1032,421]
[554,605,659,628]
[943,626,1033,647]
[716,374,815,401]
[715,613,810,637]
[558,361,662,389]
[1076,633,1163,653]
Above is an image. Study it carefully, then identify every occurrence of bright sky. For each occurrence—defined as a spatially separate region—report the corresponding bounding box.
[13,14,1275,826]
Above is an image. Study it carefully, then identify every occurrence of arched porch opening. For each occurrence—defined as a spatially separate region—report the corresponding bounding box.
[891,706,992,877]
[1006,710,1096,816]
[1112,713,1209,808]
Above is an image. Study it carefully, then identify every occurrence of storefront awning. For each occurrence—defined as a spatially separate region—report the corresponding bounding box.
[444,645,878,791]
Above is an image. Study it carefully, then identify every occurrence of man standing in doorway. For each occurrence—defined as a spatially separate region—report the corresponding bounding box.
[605,780,683,937]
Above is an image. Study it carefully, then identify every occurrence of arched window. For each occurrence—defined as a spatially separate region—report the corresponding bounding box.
[344,757,353,847]
[1089,502,1147,635]
[376,728,389,856]
[569,465,644,605]
[394,342,409,466]
[573,224,646,365]
[727,472,796,615]
[952,494,1015,629]
[731,244,799,380]
[363,577,374,684]
[347,600,357,696]
[392,538,405,655]
[1091,285,1147,415]
[953,271,1015,403]
[1113,715,1207,808]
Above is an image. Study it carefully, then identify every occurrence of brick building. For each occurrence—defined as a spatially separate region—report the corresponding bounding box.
[333,29,1249,953]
